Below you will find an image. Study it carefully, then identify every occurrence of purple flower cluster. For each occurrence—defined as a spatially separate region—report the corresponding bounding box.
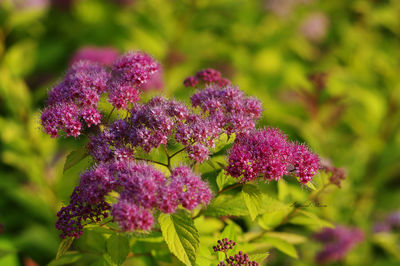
[191,85,262,135]
[70,46,120,67]
[213,238,237,253]
[41,51,161,137]
[41,61,109,137]
[184,68,231,87]
[313,226,364,264]
[56,160,211,238]
[320,162,346,188]
[218,251,258,266]
[227,128,319,184]
[108,52,159,109]
[373,210,400,233]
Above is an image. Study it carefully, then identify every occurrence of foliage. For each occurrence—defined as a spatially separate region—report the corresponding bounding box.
[1,0,400,265]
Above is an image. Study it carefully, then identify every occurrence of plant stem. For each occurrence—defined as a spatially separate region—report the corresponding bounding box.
[134,157,169,168]
[106,107,115,123]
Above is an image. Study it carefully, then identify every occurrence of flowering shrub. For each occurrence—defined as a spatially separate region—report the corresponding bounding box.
[41,50,359,265]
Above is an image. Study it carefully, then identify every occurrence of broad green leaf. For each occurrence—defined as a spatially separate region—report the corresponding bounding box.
[159,211,199,266]
[56,237,74,259]
[106,234,130,265]
[216,170,237,191]
[248,253,269,263]
[242,184,264,221]
[263,236,298,259]
[296,177,316,190]
[63,147,88,173]
[49,252,83,266]
[289,210,333,229]
[203,193,249,217]
[263,232,306,245]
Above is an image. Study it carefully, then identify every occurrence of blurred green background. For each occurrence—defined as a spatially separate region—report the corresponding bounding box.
[1,0,400,265]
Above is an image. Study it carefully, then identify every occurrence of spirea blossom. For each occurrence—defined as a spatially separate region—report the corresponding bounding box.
[313,226,364,264]
[218,251,258,266]
[191,85,262,135]
[213,238,237,253]
[184,68,231,87]
[55,160,212,237]
[41,61,109,137]
[227,128,319,183]
[108,51,160,109]
[373,210,400,233]
[70,46,120,66]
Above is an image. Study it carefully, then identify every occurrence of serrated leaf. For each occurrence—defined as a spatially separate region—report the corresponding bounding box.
[242,184,264,221]
[216,170,237,191]
[63,148,88,173]
[56,237,74,259]
[248,253,269,263]
[264,236,298,258]
[106,234,130,265]
[203,193,249,217]
[49,252,82,266]
[159,211,199,266]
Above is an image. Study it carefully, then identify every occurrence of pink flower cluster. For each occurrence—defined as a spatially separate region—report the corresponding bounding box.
[56,160,211,238]
[41,61,109,137]
[184,68,231,87]
[218,251,258,266]
[191,85,262,135]
[313,226,364,264]
[227,128,319,184]
[108,52,160,109]
[70,46,119,67]
[41,51,160,137]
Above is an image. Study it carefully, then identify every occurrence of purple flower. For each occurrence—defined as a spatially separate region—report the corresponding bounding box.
[227,128,319,184]
[191,85,262,135]
[112,200,154,232]
[184,68,231,87]
[70,46,120,66]
[218,251,259,266]
[41,61,109,137]
[213,238,237,253]
[313,226,364,264]
[108,51,160,109]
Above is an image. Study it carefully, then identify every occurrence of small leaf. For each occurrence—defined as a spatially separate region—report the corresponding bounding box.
[106,234,130,265]
[242,184,264,221]
[63,148,88,173]
[203,193,249,217]
[264,236,298,258]
[56,237,74,259]
[296,177,316,190]
[264,232,306,244]
[248,253,269,263]
[159,210,199,266]
[49,252,82,266]
[289,210,333,229]
[216,170,237,191]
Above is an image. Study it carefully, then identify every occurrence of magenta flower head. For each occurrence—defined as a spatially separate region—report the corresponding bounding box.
[41,61,110,137]
[227,128,319,184]
[70,46,120,66]
[108,51,160,109]
[184,68,231,88]
[191,85,262,135]
[313,226,364,264]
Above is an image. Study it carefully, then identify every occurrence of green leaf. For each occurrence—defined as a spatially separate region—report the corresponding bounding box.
[248,253,269,263]
[56,237,74,260]
[49,252,83,266]
[203,193,249,217]
[242,184,264,221]
[106,234,130,265]
[159,210,199,266]
[263,232,306,244]
[263,236,298,259]
[296,177,316,190]
[63,147,88,173]
[289,210,334,229]
[216,170,237,191]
